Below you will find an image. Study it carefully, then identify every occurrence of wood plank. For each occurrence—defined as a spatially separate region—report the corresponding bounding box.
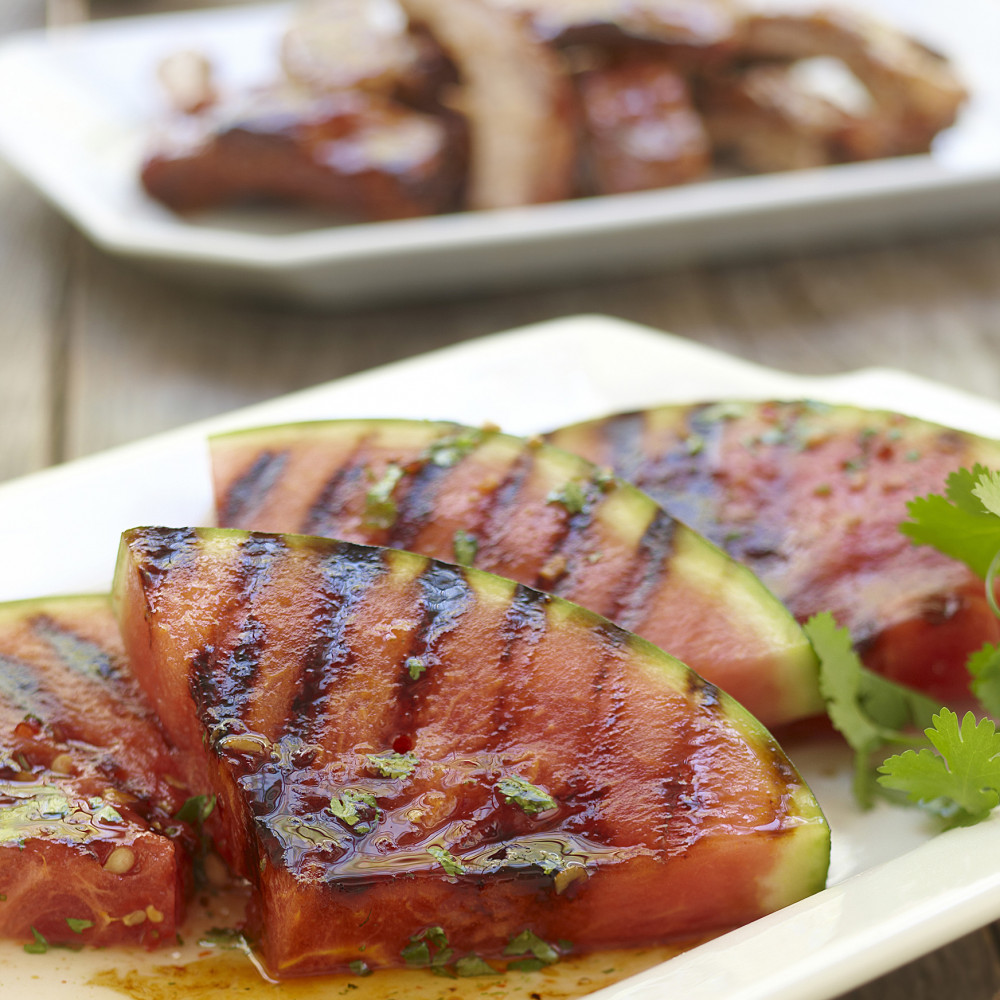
[0,1,74,485]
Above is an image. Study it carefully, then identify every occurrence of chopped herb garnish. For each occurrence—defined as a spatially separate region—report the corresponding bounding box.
[507,958,547,972]
[905,450,922,462]
[24,927,48,954]
[428,845,466,875]
[426,428,486,468]
[452,530,478,567]
[401,926,452,969]
[406,656,427,680]
[66,918,93,934]
[455,955,497,977]
[504,929,560,965]
[546,481,587,515]
[198,927,247,950]
[496,776,557,815]
[366,751,418,780]
[683,434,704,456]
[363,464,405,530]
[348,959,372,976]
[174,794,216,828]
[330,788,379,833]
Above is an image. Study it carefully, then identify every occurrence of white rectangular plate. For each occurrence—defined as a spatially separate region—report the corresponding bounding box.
[2,315,1000,999]
[0,2,999,304]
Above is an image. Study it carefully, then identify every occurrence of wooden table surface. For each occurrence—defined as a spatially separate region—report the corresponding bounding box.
[4,1,1000,997]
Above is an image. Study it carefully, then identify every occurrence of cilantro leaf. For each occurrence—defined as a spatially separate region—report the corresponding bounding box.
[900,466,1000,578]
[968,643,1000,717]
[23,927,48,954]
[496,776,557,815]
[366,751,418,779]
[363,464,405,530]
[452,530,478,568]
[428,845,466,875]
[878,709,1000,827]
[974,468,1000,518]
[804,613,938,806]
[504,929,560,965]
[65,918,93,934]
[330,788,379,833]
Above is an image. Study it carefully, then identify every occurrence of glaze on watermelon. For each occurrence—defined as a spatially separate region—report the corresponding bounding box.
[113,526,830,979]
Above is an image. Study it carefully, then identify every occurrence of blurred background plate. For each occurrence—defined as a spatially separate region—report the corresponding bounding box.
[0,0,998,305]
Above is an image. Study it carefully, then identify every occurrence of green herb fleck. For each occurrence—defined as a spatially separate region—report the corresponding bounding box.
[905,450,922,462]
[813,483,832,497]
[406,657,427,680]
[878,709,1000,827]
[455,955,497,977]
[507,958,546,972]
[401,926,452,969]
[428,845,466,875]
[198,927,246,949]
[174,794,216,828]
[452,530,478,567]
[330,789,379,833]
[366,751,418,780]
[683,434,704,456]
[546,481,587,515]
[426,428,486,468]
[24,927,48,955]
[496,776,557,815]
[504,929,560,965]
[66,918,93,934]
[363,464,405,530]
[348,960,372,977]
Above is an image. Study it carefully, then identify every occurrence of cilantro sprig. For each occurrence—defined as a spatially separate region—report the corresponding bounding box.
[807,463,1000,825]
[878,709,1000,827]
[804,613,938,806]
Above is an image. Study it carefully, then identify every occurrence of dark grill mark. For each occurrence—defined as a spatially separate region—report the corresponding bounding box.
[396,561,476,742]
[597,411,647,484]
[286,543,387,743]
[188,533,287,733]
[607,508,677,631]
[0,653,42,715]
[475,448,537,562]
[686,671,720,709]
[484,586,550,788]
[387,458,451,551]
[218,449,289,526]
[302,468,364,537]
[33,616,116,683]
[131,527,200,593]
[301,433,374,536]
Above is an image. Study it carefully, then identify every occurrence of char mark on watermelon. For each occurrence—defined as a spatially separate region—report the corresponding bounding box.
[113,525,830,979]
[209,419,822,728]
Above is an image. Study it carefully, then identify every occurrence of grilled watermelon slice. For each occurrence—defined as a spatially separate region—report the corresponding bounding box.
[0,595,193,949]
[113,526,829,979]
[209,419,821,728]
[546,400,1000,701]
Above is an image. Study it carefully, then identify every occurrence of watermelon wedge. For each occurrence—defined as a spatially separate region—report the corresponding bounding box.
[113,525,830,979]
[210,419,822,728]
[546,400,1000,701]
[0,595,193,949]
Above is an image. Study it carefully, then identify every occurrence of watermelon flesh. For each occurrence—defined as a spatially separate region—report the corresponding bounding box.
[0,595,193,949]
[113,525,830,979]
[210,420,822,728]
[546,400,1000,702]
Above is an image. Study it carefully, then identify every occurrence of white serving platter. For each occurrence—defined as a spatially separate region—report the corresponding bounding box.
[2,315,1000,998]
[0,1,999,304]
